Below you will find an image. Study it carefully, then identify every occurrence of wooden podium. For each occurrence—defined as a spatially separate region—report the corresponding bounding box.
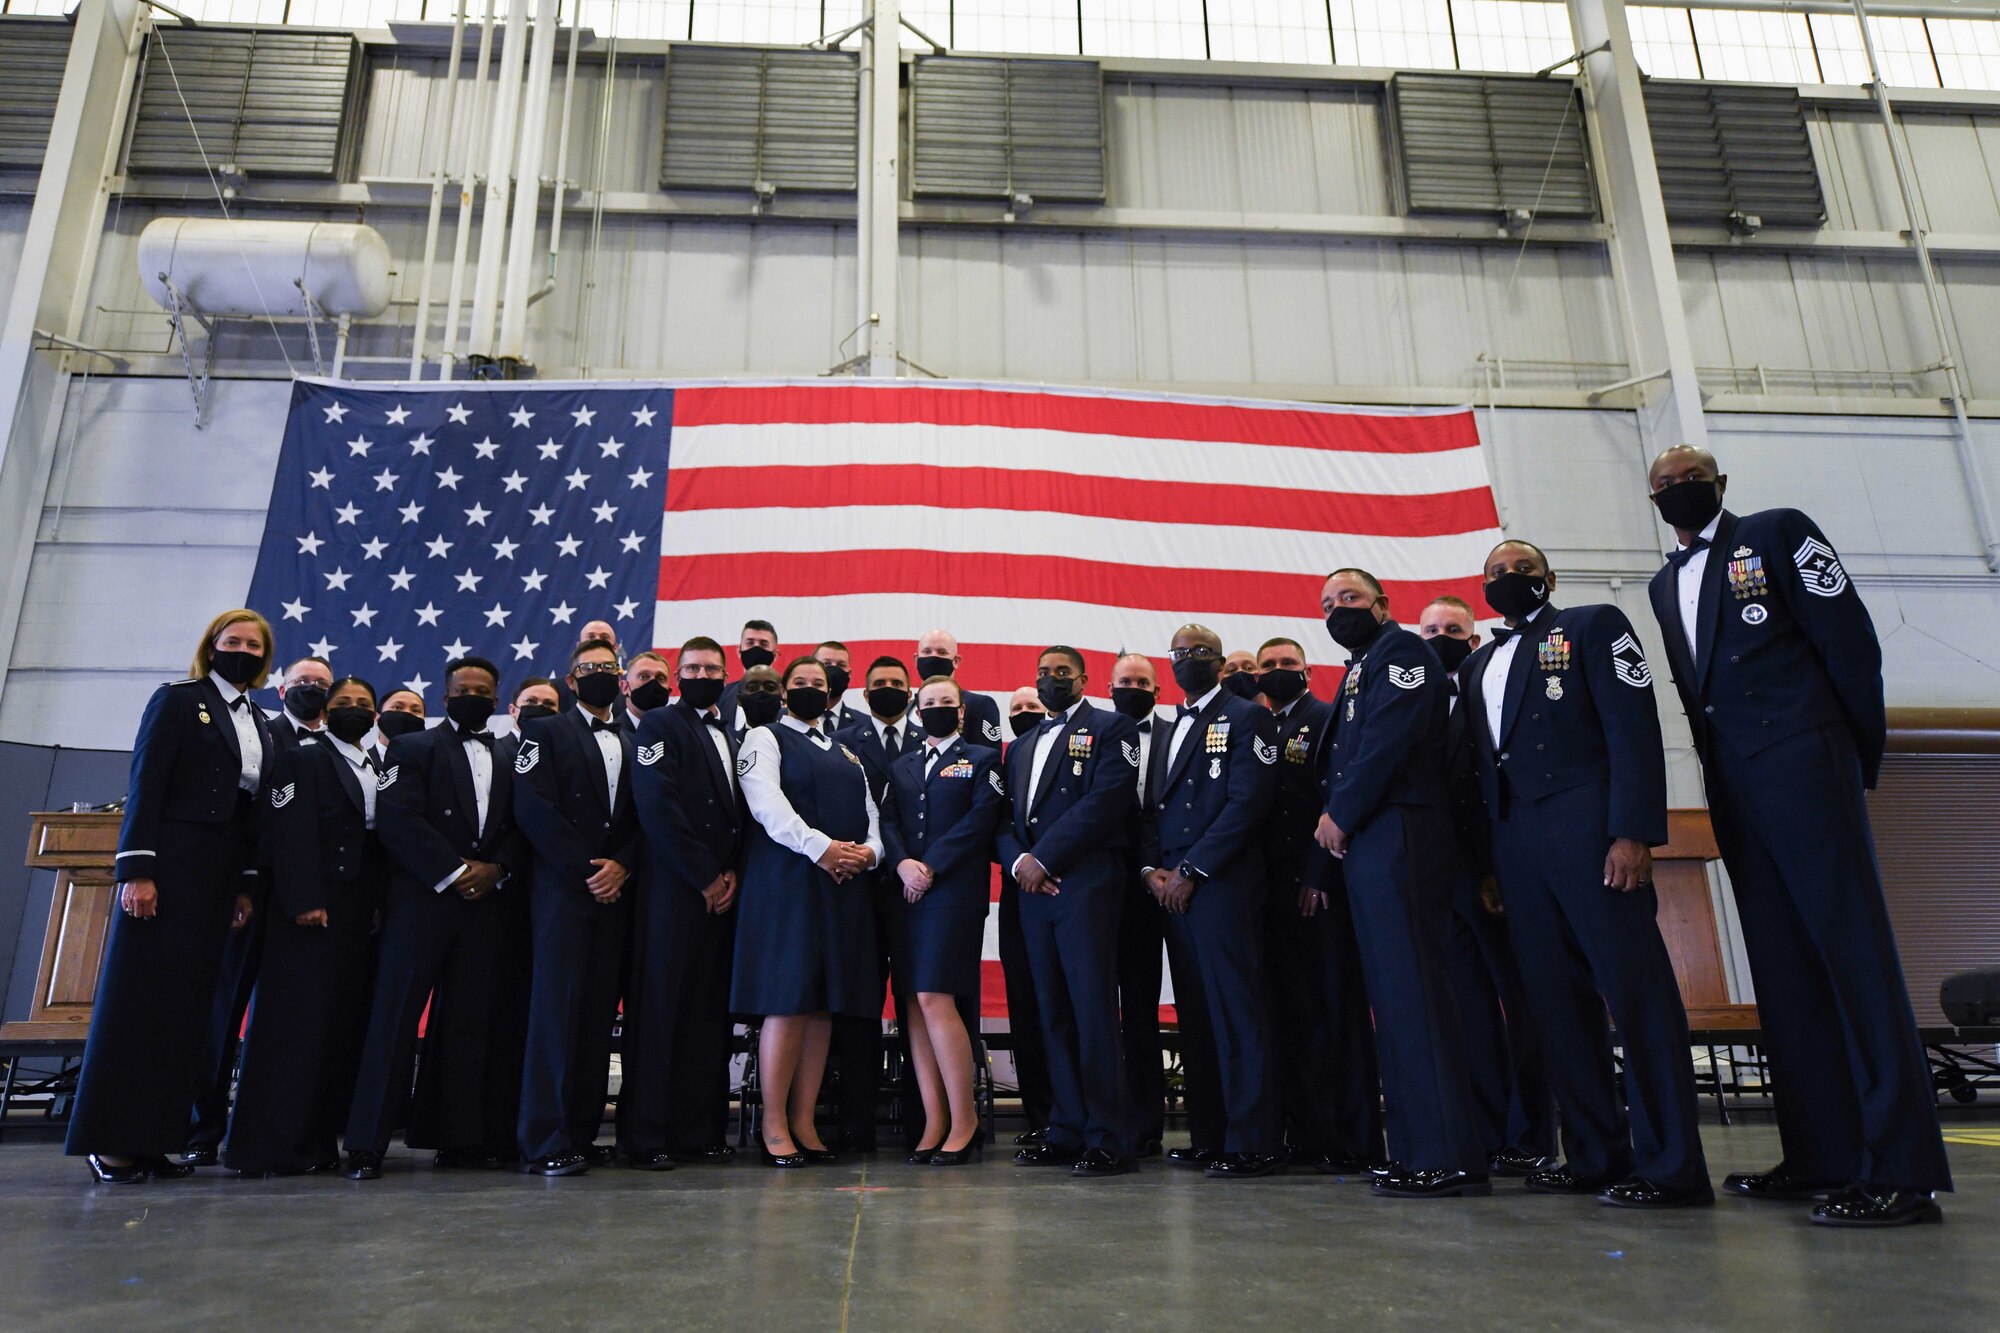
[1,811,121,1041]
[1654,808,1757,1031]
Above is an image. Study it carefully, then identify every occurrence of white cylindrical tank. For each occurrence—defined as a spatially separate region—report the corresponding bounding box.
[138,218,393,320]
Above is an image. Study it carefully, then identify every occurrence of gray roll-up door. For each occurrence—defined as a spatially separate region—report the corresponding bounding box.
[661,45,858,192]
[1645,80,1825,228]
[0,20,74,171]
[127,27,359,179]
[910,55,1105,202]
[1390,71,1595,219]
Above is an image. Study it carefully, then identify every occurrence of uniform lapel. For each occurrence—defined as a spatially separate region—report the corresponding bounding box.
[329,745,366,814]
[439,728,480,831]
[205,677,245,772]
[1498,611,1552,746]
[1162,696,1220,796]
[571,708,613,815]
[614,725,635,819]
[1651,568,1696,691]
[1030,710,1077,813]
[1694,510,1737,690]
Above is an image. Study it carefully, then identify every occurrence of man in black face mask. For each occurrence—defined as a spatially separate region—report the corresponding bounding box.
[1109,653,1167,1156]
[1254,635,1384,1175]
[1315,567,1486,1197]
[1418,596,1557,1181]
[1139,626,1281,1178]
[622,636,745,1169]
[718,619,780,726]
[1219,650,1262,703]
[511,638,642,1175]
[620,651,673,733]
[272,656,334,752]
[915,628,1005,746]
[509,677,560,733]
[345,657,525,1179]
[1458,542,1710,1210]
[1644,445,1950,1227]
[815,641,862,732]
[734,665,785,739]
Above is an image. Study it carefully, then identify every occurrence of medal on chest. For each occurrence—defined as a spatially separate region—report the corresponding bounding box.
[1284,729,1310,764]
[1727,548,1768,600]
[1538,630,1570,700]
[1068,731,1092,776]
[1205,722,1229,754]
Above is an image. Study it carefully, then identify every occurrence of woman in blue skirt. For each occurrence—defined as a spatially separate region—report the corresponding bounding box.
[881,676,1006,1165]
[730,656,882,1167]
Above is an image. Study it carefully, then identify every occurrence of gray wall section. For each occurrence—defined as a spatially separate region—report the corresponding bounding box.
[0,201,29,320]
[0,743,130,1026]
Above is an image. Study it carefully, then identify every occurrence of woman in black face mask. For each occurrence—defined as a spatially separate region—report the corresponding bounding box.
[878,678,1007,1164]
[375,689,427,743]
[730,657,884,1166]
[225,676,387,1176]
[68,609,277,1184]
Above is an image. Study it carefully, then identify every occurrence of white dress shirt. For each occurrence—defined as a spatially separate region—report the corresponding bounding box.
[328,734,378,828]
[1014,698,1089,877]
[211,670,264,791]
[586,711,624,811]
[923,732,956,778]
[278,710,321,745]
[1674,510,1724,661]
[738,715,883,867]
[433,726,499,895]
[1481,603,1550,748]
[1167,684,1222,772]
[1132,711,1156,805]
[700,707,736,796]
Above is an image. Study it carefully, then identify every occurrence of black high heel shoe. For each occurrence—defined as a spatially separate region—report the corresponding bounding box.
[86,1155,150,1185]
[929,1141,981,1166]
[801,1146,840,1164]
[907,1145,941,1165]
[760,1138,808,1168]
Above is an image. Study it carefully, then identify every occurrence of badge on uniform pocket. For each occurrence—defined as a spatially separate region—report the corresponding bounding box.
[1727,555,1768,600]
[1208,756,1222,779]
[1742,603,1769,625]
[1544,676,1564,701]
[1071,760,1083,777]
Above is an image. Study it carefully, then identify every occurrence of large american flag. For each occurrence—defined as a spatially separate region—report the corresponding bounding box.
[251,377,1500,710]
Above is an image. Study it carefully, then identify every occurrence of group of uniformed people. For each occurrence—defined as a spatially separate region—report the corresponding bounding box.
[64,445,1950,1227]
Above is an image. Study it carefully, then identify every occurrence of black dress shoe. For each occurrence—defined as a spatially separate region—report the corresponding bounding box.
[906,1147,938,1165]
[669,1146,738,1165]
[1525,1165,1612,1196]
[177,1149,220,1169]
[930,1144,979,1166]
[1810,1186,1941,1228]
[1372,1167,1492,1198]
[1014,1142,1083,1166]
[1368,1160,1400,1182]
[345,1151,384,1181]
[1598,1178,1715,1209]
[434,1148,500,1170]
[761,1143,809,1168]
[525,1154,590,1177]
[147,1157,196,1180]
[1166,1146,1219,1170]
[1490,1148,1558,1177]
[1206,1152,1285,1179]
[1308,1152,1374,1176]
[1072,1148,1133,1177]
[1136,1138,1164,1159]
[583,1143,617,1167]
[85,1156,150,1185]
[1723,1164,1848,1202]
[1014,1128,1048,1147]
[802,1147,841,1163]
[627,1152,677,1172]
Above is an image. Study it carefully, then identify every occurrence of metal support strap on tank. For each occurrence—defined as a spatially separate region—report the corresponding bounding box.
[158,272,215,429]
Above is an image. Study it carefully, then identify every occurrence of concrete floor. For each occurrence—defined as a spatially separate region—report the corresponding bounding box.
[2,1123,1993,1330]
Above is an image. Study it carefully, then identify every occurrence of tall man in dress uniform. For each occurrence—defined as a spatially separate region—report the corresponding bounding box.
[914,629,1005,747]
[1317,569,1487,1198]
[732,665,785,741]
[997,646,1142,1175]
[343,657,522,1179]
[1255,635,1384,1174]
[718,619,781,725]
[512,637,641,1176]
[999,685,1054,1144]
[183,654,334,1167]
[1419,597,1558,1178]
[1645,445,1950,1227]
[1141,626,1282,1178]
[816,641,864,732]
[620,651,672,733]
[623,636,744,1170]
[1107,653,1167,1157]
[1460,542,1711,1209]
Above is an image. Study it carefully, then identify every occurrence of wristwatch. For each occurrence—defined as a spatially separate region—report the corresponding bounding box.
[1176,861,1207,883]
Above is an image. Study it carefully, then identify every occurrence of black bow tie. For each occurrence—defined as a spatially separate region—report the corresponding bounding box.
[1177,703,1199,721]
[459,728,493,747]
[1136,719,1152,734]
[1041,715,1064,732]
[1666,536,1712,570]
[588,718,619,734]
[701,712,725,730]
[228,695,248,711]
[1447,678,1461,698]
[1490,626,1517,645]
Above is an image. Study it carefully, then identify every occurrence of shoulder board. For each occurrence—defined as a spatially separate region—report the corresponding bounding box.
[168,677,202,687]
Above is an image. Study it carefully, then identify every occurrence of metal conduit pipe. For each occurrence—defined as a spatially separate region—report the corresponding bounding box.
[525,4,582,310]
[498,0,559,361]
[467,0,529,362]
[408,0,468,378]
[439,0,497,381]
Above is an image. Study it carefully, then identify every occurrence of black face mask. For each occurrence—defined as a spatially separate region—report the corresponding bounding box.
[375,710,425,740]
[1484,571,1551,621]
[918,705,960,739]
[514,703,556,727]
[1652,477,1723,533]
[283,683,329,722]
[820,663,851,699]
[1010,711,1045,738]
[739,646,776,671]
[325,706,375,745]
[1171,657,1221,699]
[915,655,955,681]
[446,694,497,732]
[211,649,262,688]
[741,693,784,728]
[787,686,829,722]
[1428,636,1475,674]
[1222,672,1261,701]
[574,672,622,709]
[1036,675,1076,713]
[1110,686,1157,720]
[867,685,910,719]
[1324,606,1382,652]
[629,679,671,713]
[1257,669,1310,706]
[679,676,725,710]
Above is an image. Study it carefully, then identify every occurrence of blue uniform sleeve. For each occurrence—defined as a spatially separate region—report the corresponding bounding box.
[511,720,594,887]
[265,746,326,920]
[1325,636,1436,833]
[1771,509,1888,787]
[633,710,726,892]
[923,749,1008,880]
[1182,706,1279,877]
[374,733,463,890]
[1579,606,1670,846]
[113,683,187,883]
[1033,713,1141,880]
